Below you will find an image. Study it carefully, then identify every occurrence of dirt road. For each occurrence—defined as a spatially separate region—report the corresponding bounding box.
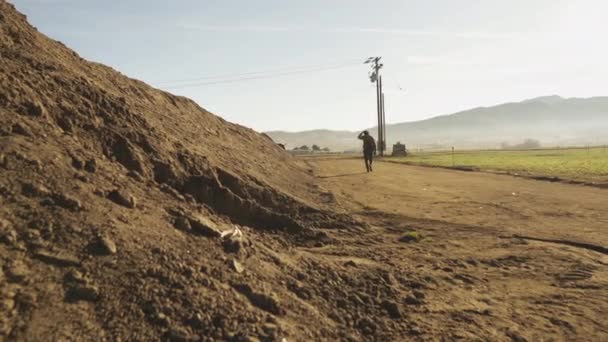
[300,158,608,340]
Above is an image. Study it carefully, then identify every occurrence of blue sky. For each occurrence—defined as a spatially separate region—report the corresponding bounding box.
[12,0,608,132]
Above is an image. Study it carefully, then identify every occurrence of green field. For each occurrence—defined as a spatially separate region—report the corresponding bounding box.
[388,147,608,184]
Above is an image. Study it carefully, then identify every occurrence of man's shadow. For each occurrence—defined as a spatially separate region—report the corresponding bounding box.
[317,172,367,179]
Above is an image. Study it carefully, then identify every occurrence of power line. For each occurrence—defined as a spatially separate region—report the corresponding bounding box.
[156,59,362,88]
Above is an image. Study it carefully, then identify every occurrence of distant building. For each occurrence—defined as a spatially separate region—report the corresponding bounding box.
[392,142,407,156]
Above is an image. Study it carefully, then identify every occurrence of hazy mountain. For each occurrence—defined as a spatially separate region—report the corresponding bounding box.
[267,96,608,151]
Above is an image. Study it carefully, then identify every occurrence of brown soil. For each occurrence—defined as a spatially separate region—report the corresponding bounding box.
[1,2,607,341]
[311,158,608,340]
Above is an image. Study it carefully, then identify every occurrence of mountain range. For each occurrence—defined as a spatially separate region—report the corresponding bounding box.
[266,95,608,151]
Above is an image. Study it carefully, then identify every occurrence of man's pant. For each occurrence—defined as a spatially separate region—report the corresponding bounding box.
[364,150,373,172]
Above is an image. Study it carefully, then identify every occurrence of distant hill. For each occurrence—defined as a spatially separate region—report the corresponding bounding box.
[267,96,608,151]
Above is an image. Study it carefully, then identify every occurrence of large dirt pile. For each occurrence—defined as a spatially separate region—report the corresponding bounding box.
[0,2,355,340]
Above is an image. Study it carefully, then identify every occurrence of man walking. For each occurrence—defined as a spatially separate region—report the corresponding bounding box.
[357,131,376,172]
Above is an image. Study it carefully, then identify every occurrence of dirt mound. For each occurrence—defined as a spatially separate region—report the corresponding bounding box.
[0,2,357,340]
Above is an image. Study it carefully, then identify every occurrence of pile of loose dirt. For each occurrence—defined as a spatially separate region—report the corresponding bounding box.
[0,2,358,340]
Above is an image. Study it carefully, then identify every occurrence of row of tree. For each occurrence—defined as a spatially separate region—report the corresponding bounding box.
[500,138,541,149]
[292,144,330,152]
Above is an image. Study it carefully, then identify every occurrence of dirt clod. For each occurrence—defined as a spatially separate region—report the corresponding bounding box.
[107,189,136,209]
[66,284,99,302]
[51,192,83,211]
[188,215,222,238]
[381,300,402,319]
[6,260,29,283]
[21,182,50,197]
[95,235,117,255]
[34,250,81,267]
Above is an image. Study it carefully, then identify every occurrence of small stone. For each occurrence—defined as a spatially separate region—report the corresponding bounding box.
[356,317,377,335]
[405,294,423,305]
[71,156,84,170]
[97,235,117,255]
[84,159,97,173]
[188,215,221,238]
[24,229,45,246]
[223,234,245,254]
[167,327,196,342]
[173,216,191,231]
[51,192,83,211]
[382,300,402,319]
[66,284,99,302]
[107,189,136,209]
[65,269,86,283]
[232,259,245,274]
[344,260,357,267]
[11,123,31,136]
[399,231,422,243]
[0,219,18,245]
[21,182,50,197]
[232,283,284,316]
[74,173,89,182]
[408,326,422,336]
[262,323,279,339]
[155,312,169,326]
[34,250,81,267]
[14,291,37,309]
[0,298,15,311]
[22,100,47,117]
[7,260,29,283]
[127,170,144,181]
[413,290,425,299]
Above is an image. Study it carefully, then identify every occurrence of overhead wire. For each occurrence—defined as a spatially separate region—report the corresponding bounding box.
[156,59,363,89]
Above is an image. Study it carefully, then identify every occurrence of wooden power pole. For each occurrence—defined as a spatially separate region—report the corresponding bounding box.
[365,57,385,156]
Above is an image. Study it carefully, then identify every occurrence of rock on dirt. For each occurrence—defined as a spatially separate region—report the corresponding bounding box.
[21,182,51,197]
[188,215,222,238]
[223,233,246,254]
[173,216,192,231]
[6,260,29,283]
[34,250,81,267]
[51,192,83,211]
[232,283,285,316]
[84,159,97,173]
[107,189,136,209]
[381,300,402,319]
[405,294,423,306]
[232,259,245,274]
[0,219,18,245]
[94,235,117,255]
[66,284,99,302]
[21,100,47,117]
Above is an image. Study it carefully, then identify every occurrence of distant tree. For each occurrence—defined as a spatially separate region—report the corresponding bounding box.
[312,144,321,152]
[322,147,330,152]
[500,142,511,149]
[512,138,541,149]
[299,145,310,151]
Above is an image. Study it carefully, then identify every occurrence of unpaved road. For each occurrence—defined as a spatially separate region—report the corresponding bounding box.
[302,158,608,340]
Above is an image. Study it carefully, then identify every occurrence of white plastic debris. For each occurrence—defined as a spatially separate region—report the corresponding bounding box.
[221,225,243,239]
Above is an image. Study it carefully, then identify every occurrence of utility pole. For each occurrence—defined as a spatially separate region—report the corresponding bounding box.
[381,91,386,154]
[365,57,385,156]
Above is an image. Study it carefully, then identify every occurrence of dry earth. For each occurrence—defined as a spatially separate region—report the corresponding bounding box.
[306,157,608,340]
[1,1,606,341]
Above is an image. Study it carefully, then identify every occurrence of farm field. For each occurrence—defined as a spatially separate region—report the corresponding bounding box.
[388,147,608,184]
